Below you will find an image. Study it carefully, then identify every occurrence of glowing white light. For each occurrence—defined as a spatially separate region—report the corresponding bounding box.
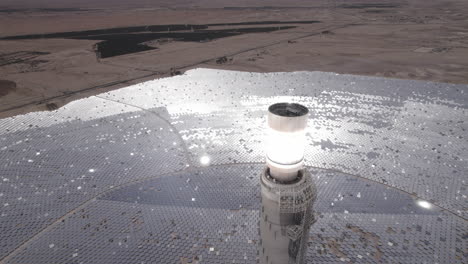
[200,155,211,166]
[266,103,308,181]
[417,200,432,209]
[88,169,95,173]
[266,129,305,166]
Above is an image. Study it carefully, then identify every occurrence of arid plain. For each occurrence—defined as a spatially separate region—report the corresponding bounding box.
[1,0,468,118]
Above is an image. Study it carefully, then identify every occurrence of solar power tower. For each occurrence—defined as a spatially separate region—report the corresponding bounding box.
[259,103,317,264]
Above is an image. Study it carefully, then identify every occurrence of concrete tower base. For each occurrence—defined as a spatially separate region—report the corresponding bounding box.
[259,168,317,264]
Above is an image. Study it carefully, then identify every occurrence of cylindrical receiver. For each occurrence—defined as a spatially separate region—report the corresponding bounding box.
[266,103,309,181]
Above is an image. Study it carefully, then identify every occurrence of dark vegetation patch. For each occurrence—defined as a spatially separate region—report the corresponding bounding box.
[1,21,318,40]
[216,56,233,64]
[339,3,400,9]
[94,41,157,58]
[208,20,320,26]
[0,51,49,67]
[0,8,89,13]
[224,6,314,10]
[432,47,452,53]
[89,31,243,58]
[0,80,16,97]
[92,27,294,58]
[1,21,312,59]
[170,68,182,76]
[46,103,59,111]
[2,25,209,40]
[365,9,391,14]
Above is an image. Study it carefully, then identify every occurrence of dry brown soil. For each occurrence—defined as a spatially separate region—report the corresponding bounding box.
[1,0,467,118]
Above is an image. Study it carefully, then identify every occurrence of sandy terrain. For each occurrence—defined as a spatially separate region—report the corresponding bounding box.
[1,0,467,118]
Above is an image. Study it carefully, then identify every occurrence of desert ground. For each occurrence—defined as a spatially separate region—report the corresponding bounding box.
[1,0,468,118]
